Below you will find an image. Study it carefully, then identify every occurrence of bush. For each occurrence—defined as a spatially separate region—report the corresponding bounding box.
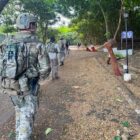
[0,25,17,34]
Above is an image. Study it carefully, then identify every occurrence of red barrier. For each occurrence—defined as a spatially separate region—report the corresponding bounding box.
[86,46,97,52]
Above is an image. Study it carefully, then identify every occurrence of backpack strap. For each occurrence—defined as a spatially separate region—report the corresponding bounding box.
[14,42,29,80]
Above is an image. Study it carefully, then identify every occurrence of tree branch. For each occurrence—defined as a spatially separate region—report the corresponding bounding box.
[113,2,123,40]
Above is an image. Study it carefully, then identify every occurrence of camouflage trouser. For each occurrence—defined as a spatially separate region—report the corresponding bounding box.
[50,58,59,80]
[13,95,38,140]
[58,52,65,65]
[65,47,69,56]
[1,76,39,140]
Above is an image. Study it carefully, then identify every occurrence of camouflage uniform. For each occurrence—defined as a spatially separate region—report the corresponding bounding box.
[58,38,66,66]
[0,13,51,140]
[65,40,70,56]
[46,38,60,80]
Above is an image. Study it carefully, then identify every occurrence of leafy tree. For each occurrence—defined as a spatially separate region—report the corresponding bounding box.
[0,25,16,33]
[1,1,20,26]
[58,0,123,43]
[57,26,77,44]
[121,0,140,37]
[1,0,140,44]
[43,28,59,42]
[0,0,9,13]
[1,0,70,43]
[59,0,140,43]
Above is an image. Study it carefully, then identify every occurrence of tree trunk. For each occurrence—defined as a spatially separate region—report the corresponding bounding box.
[39,22,48,44]
[43,23,48,44]
[0,0,9,13]
[98,2,110,40]
[113,1,123,40]
[104,40,122,76]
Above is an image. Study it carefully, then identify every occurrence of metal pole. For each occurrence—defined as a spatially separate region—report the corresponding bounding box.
[121,38,122,50]
[125,18,129,73]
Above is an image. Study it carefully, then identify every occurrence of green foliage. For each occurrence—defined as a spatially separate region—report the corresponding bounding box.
[57,26,72,34]
[104,32,111,39]
[45,128,53,136]
[57,27,80,45]
[0,25,17,33]
[60,32,79,45]
[60,0,122,43]
[0,0,9,13]
[20,0,56,22]
[18,0,58,42]
[44,26,80,45]
[113,136,122,140]
[121,121,130,128]
[71,17,105,44]
[1,0,19,25]
[1,0,140,44]
[123,0,140,10]
[60,0,140,43]
[45,28,60,41]
[7,131,16,139]
[115,54,125,59]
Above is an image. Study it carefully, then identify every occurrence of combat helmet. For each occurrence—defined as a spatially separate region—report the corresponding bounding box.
[16,13,37,30]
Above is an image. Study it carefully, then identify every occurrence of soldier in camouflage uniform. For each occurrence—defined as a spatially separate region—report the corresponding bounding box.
[58,38,66,66]
[0,13,51,140]
[46,37,60,80]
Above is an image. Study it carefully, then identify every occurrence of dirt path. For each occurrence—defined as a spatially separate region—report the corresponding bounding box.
[0,48,140,140]
[0,94,14,126]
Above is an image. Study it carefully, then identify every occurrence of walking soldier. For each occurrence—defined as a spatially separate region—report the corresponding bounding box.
[0,13,51,140]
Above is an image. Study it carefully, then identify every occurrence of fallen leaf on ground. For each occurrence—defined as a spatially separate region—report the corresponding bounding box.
[72,86,80,89]
[45,128,53,136]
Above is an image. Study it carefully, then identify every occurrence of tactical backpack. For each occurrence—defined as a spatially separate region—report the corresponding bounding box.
[47,43,58,53]
[1,42,28,80]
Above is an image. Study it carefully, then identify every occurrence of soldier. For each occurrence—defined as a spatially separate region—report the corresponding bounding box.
[46,36,60,80]
[65,40,70,55]
[0,13,51,140]
[58,37,66,66]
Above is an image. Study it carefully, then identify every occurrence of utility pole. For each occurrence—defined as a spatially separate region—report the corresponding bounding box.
[123,11,129,73]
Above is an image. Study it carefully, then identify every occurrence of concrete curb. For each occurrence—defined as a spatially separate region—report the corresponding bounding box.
[118,61,140,73]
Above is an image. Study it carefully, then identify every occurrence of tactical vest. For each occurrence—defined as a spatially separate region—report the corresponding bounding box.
[47,43,58,53]
[60,41,65,52]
